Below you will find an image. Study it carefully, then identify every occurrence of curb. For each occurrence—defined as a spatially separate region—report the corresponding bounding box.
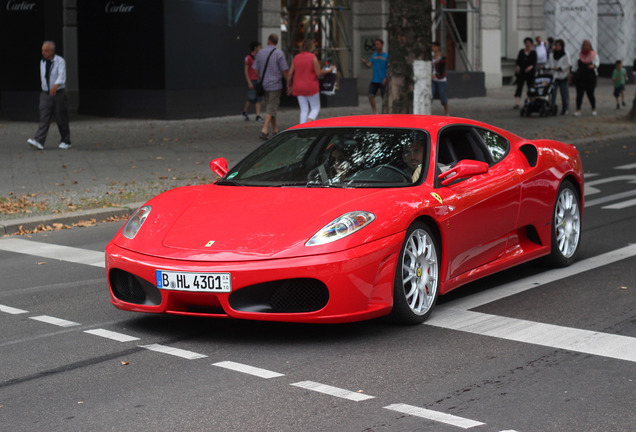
[0,202,145,236]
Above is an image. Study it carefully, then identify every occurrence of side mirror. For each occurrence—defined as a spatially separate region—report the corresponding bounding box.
[438,159,489,186]
[210,157,228,177]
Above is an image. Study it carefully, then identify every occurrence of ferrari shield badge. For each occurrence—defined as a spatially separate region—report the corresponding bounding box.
[205,240,215,247]
[430,192,443,204]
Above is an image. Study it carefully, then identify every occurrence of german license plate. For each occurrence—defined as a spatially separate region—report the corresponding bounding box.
[156,270,231,292]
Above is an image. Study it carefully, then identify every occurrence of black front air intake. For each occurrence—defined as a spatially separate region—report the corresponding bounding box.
[109,269,162,306]
[229,278,329,313]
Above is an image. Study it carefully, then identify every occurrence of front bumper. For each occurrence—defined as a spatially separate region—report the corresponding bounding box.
[105,233,403,323]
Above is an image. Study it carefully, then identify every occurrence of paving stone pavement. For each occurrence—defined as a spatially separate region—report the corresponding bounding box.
[1,78,634,235]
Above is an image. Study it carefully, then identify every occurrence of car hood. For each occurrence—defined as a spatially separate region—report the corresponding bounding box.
[114,184,435,262]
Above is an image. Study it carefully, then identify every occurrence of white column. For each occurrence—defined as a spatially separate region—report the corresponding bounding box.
[413,60,432,115]
[260,0,281,46]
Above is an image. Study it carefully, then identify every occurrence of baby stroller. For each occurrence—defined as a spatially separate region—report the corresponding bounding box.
[520,71,558,117]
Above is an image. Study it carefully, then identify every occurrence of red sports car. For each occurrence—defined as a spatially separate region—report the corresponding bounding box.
[105,115,583,324]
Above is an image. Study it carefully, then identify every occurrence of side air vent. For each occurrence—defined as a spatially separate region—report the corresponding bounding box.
[519,144,538,167]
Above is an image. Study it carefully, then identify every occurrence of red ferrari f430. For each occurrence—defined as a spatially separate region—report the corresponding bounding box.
[105,115,583,324]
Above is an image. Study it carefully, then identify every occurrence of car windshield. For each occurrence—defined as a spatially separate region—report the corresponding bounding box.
[220,127,430,188]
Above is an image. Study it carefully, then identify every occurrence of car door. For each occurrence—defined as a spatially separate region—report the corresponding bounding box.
[435,126,521,281]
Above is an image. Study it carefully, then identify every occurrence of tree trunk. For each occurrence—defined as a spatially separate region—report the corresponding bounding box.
[384,0,432,114]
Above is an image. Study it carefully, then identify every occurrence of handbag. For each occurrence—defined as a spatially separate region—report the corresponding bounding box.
[320,73,337,95]
[255,49,276,96]
[320,67,337,95]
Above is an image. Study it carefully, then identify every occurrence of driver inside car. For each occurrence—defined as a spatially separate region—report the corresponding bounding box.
[402,139,424,182]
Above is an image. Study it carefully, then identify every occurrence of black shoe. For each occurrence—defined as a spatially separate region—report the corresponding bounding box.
[242,112,249,121]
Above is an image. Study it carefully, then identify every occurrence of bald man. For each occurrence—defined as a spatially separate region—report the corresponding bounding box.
[27,41,71,150]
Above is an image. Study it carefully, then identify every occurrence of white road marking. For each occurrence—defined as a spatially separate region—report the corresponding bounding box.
[384,403,485,429]
[84,328,140,342]
[441,243,636,311]
[615,163,636,170]
[0,304,28,314]
[603,198,636,209]
[584,175,636,195]
[426,244,636,363]
[30,315,80,327]
[427,309,636,363]
[139,343,207,360]
[585,189,636,207]
[291,381,375,401]
[0,238,104,268]
[213,361,284,379]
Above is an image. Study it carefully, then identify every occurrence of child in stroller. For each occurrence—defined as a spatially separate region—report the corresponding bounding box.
[520,71,558,117]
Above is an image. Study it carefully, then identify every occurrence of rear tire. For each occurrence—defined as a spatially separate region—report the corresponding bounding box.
[388,222,440,324]
[545,181,581,267]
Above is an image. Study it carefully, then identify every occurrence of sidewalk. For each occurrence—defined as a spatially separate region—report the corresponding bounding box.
[1,78,634,235]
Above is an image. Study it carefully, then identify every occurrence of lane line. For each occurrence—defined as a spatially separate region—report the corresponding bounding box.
[427,309,636,363]
[0,238,104,268]
[384,403,485,429]
[584,175,636,195]
[291,381,375,401]
[441,244,636,311]
[603,198,636,209]
[84,328,140,342]
[0,304,28,314]
[30,315,80,327]
[213,361,284,379]
[615,163,636,170]
[139,343,207,360]
[585,189,636,207]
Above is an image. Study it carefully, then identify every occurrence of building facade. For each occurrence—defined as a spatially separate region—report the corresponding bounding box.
[1,0,633,120]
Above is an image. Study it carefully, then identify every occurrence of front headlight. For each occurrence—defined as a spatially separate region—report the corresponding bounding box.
[122,205,152,239]
[306,211,375,246]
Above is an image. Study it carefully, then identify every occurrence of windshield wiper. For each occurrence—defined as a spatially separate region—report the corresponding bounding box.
[215,179,242,186]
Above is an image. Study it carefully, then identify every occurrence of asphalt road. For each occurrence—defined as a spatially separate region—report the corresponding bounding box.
[0,136,634,432]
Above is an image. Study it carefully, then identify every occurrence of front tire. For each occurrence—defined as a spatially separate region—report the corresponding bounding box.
[389,222,440,324]
[546,181,581,267]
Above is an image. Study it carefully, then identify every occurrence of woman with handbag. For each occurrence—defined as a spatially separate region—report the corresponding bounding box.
[287,39,335,124]
[571,39,600,117]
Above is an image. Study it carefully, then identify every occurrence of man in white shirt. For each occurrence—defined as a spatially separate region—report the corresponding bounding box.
[534,36,548,68]
[27,41,72,150]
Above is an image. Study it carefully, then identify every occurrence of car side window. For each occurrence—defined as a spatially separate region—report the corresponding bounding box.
[474,128,510,164]
[437,126,491,169]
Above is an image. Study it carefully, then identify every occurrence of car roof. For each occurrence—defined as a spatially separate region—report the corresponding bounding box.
[288,115,522,142]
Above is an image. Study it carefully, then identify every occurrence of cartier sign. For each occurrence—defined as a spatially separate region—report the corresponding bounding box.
[5,0,36,11]
[105,1,134,13]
